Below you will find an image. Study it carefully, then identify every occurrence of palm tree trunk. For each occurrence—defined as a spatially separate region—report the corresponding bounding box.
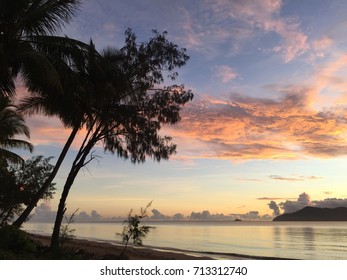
[50,167,77,250]
[50,139,95,250]
[12,124,79,227]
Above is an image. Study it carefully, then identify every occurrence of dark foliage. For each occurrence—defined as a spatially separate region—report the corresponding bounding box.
[0,155,55,225]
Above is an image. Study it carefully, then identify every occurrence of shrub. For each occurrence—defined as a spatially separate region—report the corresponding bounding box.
[118,201,154,257]
[0,225,37,259]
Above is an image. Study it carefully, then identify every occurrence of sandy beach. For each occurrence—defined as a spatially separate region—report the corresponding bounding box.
[28,234,266,260]
[28,234,213,260]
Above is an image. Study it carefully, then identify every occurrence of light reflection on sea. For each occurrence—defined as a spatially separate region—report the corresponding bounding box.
[23,221,347,259]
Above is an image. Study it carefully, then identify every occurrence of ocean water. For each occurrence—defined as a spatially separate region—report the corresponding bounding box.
[22,221,347,260]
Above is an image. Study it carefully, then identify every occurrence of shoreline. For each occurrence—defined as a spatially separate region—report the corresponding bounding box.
[28,233,289,260]
[28,233,213,260]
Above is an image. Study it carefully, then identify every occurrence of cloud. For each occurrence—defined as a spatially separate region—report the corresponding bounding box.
[29,204,104,223]
[22,114,92,150]
[269,175,323,181]
[151,209,169,220]
[236,178,263,182]
[268,201,280,216]
[230,211,272,221]
[310,36,333,60]
[177,0,310,61]
[189,210,225,220]
[187,210,272,221]
[168,89,347,160]
[270,175,304,182]
[214,65,238,83]
[306,54,347,110]
[30,205,274,222]
[102,22,118,33]
[91,210,102,220]
[148,209,273,221]
[257,197,295,200]
[312,198,347,208]
[75,210,102,222]
[323,191,333,195]
[68,0,311,62]
[236,175,322,183]
[172,213,185,220]
[269,193,347,215]
[227,0,310,62]
[147,209,264,221]
[30,202,56,222]
[268,18,309,63]
[279,192,312,213]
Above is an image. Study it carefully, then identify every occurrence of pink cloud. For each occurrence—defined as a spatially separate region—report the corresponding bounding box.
[214,65,238,83]
[24,115,90,150]
[233,2,309,62]
[311,36,333,59]
[212,0,309,61]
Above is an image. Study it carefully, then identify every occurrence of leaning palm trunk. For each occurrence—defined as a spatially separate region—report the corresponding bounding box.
[50,146,92,250]
[12,124,79,227]
[50,127,97,250]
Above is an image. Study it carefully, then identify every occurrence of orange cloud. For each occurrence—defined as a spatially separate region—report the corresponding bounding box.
[307,54,347,109]
[166,89,347,160]
[24,115,90,150]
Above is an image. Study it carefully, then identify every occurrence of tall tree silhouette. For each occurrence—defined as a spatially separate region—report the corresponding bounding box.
[50,29,193,249]
[8,0,93,227]
[12,39,99,227]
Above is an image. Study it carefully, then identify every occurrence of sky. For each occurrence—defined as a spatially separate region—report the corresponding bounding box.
[16,0,347,221]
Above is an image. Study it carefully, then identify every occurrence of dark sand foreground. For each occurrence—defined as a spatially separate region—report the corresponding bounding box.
[28,234,270,260]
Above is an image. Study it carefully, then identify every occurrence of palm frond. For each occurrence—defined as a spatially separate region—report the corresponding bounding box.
[0,70,16,98]
[30,35,93,70]
[17,45,64,97]
[0,148,25,165]
[18,0,82,36]
[0,139,34,152]
[19,92,85,129]
[0,97,30,138]
[0,96,33,163]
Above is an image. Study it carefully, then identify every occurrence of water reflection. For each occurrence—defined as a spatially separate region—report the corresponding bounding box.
[272,226,315,258]
[273,226,282,249]
[24,221,347,259]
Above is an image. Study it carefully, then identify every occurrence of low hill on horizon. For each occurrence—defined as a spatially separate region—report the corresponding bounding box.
[273,206,347,221]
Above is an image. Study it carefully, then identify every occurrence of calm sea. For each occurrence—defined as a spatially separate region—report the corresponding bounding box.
[23,221,347,260]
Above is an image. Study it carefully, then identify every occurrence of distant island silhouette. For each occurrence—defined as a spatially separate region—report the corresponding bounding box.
[273,206,347,221]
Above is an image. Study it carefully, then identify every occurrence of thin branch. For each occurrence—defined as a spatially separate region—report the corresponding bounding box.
[82,150,101,167]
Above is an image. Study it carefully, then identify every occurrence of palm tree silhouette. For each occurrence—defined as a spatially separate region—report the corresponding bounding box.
[0,0,86,98]
[0,97,33,165]
[4,0,92,227]
[12,39,98,227]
